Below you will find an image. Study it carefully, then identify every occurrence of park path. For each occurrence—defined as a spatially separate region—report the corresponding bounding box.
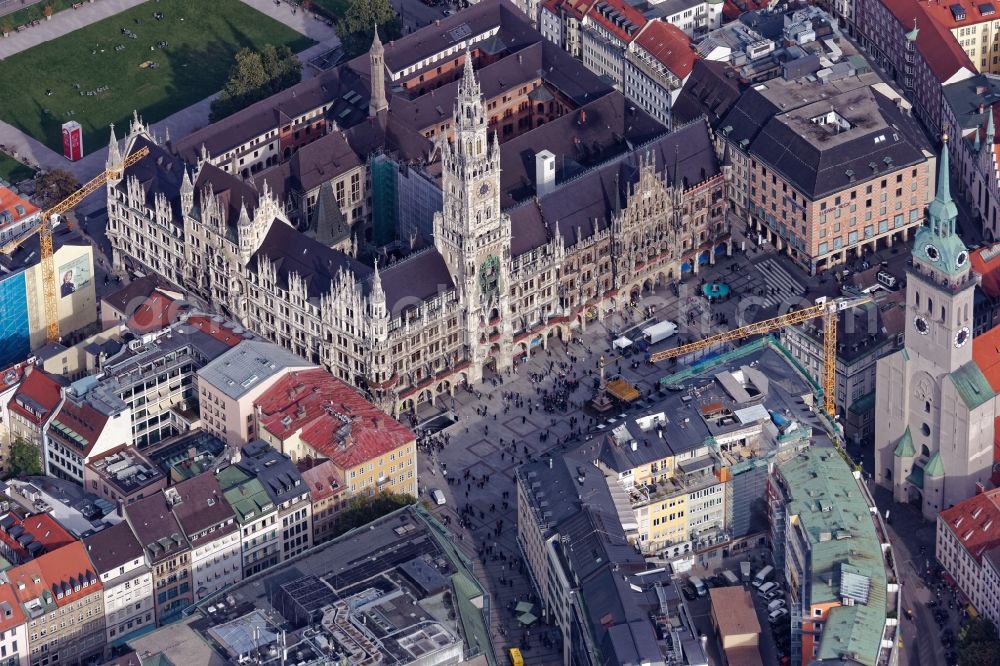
[0,0,339,188]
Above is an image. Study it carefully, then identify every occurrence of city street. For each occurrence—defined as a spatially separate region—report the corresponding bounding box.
[412,242,828,661]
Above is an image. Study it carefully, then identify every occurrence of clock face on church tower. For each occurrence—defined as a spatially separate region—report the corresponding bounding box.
[924,244,940,262]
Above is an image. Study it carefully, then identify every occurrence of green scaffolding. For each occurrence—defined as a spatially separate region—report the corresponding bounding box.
[371,155,398,247]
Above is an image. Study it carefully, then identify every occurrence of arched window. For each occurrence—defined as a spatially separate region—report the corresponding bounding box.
[941,305,946,321]
[915,291,920,308]
[921,444,930,457]
[924,400,931,413]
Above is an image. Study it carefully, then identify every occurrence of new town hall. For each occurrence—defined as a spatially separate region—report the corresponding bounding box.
[106,3,729,415]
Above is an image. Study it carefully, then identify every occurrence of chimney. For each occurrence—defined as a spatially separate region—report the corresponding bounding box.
[535,150,556,197]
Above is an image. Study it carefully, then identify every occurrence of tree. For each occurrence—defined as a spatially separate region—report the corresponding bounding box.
[331,491,416,537]
[958,617,1000,666]
[210,45,302,122]
[7,438,42,478]
[34,169,80,210]
[336,0,401,59]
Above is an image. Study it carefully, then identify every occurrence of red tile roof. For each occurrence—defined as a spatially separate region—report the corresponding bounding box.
[940,487,1000,563]
[49,399,111,456]
[542,0,599,21]
[881,0,976,82]
[0,512,74,562]
[8,367,63,426]
[299,459,346,502]
[973,322,1000,391]
[0,186,39,232]
[125,290,178,333]
[922,0,999,29]
[0,584,25,633]
[184,315,247,347]
[256,368,415,470]
[972,242,1000,299]
[587,0,646,44]
[8,541,101,609]
[635,21,695,79]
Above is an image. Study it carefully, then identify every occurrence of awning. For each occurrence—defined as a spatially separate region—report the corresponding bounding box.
[607,379,640,402]
[613,336,633,350]
[515,601,534,614]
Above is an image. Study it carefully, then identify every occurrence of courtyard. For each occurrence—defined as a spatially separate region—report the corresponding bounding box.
[0,0,313,154]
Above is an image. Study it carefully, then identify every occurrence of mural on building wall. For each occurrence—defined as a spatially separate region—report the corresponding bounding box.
[58,254,91,299]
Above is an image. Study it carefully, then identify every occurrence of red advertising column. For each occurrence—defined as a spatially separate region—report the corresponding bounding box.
[61,121,83,161]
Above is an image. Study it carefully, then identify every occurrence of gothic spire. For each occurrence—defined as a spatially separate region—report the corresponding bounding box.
[458,50,481,104]
[371,257,385,304]
[928,133,957,235]
[106,123,122,171]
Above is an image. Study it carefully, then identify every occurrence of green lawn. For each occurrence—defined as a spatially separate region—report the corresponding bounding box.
[312,0,350,18]
[2,1,78,30]
[0,153,35,183]
[0,0,314,154]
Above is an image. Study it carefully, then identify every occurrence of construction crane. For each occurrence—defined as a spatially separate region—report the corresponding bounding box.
[649,295,872,418]
[2,146,149,343]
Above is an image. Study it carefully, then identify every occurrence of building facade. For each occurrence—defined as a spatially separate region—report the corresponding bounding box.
[936,487,1000,629]
[83,522,155,646]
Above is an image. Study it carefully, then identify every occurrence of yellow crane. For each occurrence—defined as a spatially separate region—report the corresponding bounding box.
[649,295,872,417]
[1,146,149,343]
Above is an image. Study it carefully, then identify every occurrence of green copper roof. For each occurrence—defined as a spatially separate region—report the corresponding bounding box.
[925,451,946,477]
[950,361,995,409]
[778,446,888,666]
[913,139,969,278]
[907,465,924,489]
[222,477,276,524]
[893,428,915,458]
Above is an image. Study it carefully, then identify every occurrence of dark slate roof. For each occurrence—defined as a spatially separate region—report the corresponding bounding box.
[943,73,1000,133]
[124,493,189,564]
[170,473,237,542]
[288,131,361,193]
[248,221,370,300]
[376,249,456,313]
[499,90,665,207]
[673,59,745,127]
[82,521,144,575]
[117,134,186,220]
[341,114,434,165]
[194,163,260,229]
[237,440,307,505]
[171,66,369,164]
[720,82,930,199]
[508,119,719,256]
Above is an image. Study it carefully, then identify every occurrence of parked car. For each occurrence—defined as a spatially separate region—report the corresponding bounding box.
[764,590,780,601]
[430,488,446,505]
[757,581,777,596]
[767,599,786,612]
[768,608,789,623]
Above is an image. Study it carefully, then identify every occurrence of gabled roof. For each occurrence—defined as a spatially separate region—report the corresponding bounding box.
[48,397,112,457]
[586,0,647,44]
[0,512,74,562]
[0,584,26,632]
[973,320,1000,390]
[8,541,102,609]
[169,473,236,543]
[633,20,695,80]
[377,250,456,313]
[299,460,345,502]
[255,368,415,470]
[950,360,995,409]
[247,220,371,301]
[102,274,176,318]
[879,0,976,83]
[0,186,39,230]
[83,521,145,575]
[8,367,64,426]
[940,487,1000,563]
[124,493,190,564]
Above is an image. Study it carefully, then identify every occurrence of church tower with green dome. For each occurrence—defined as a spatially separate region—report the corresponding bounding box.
[910,134,972,287]
[874,135,995,521]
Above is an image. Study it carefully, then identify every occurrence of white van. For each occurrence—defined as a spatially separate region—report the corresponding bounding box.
[757,581,777,596]
[430,488,446,505]
[689,576,707,596]
[768,608,789,623]
[767,599,786,612]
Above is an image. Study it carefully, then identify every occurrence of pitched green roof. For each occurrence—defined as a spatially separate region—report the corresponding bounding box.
[950,361,995,410]
[778,446,889,666]
[925,451,945,477]
[906,465,924,489]
[893,428,914,458]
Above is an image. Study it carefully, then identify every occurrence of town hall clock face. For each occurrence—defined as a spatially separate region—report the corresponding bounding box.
[479,255,500,303]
